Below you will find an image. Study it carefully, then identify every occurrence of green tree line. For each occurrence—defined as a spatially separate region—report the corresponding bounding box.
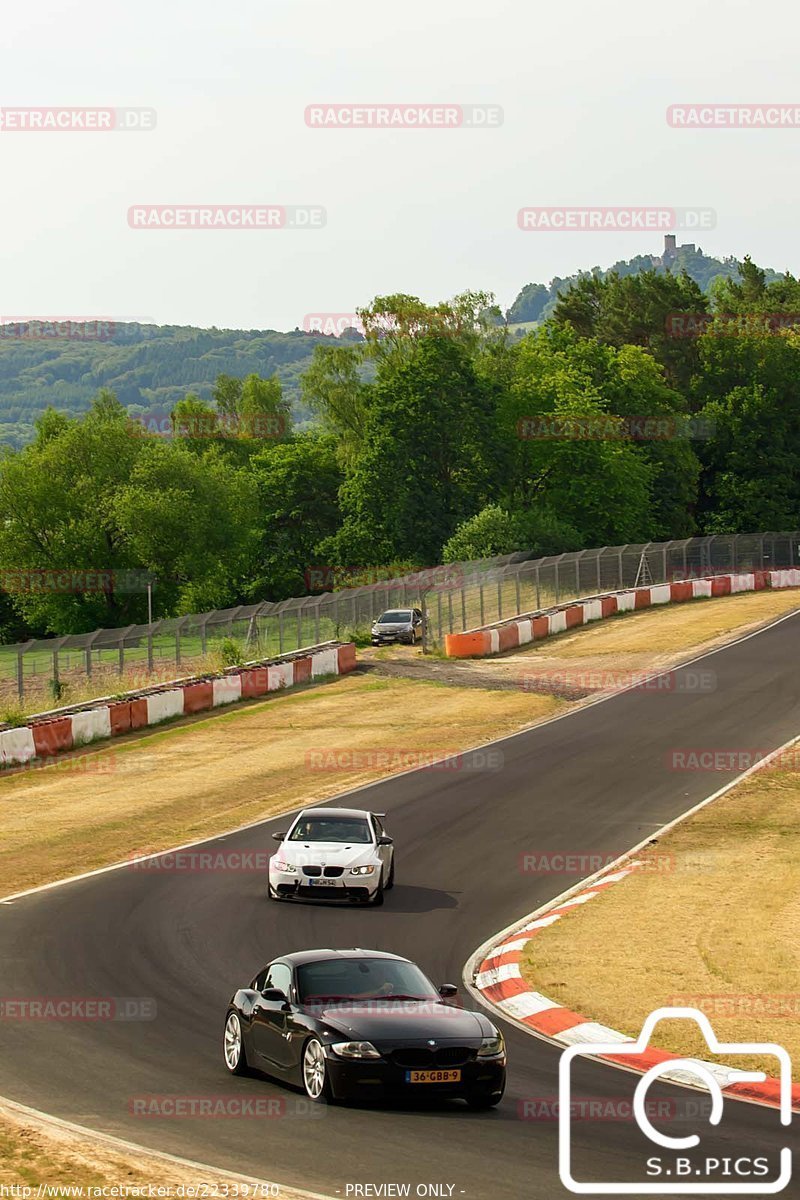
[1,259,799,641]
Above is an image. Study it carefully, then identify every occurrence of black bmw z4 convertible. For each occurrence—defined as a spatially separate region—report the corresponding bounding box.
[223,948,506,1109]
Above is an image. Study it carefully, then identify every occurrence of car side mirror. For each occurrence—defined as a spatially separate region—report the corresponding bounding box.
[261,987,289,1005]
[271,831,285,841]
[377,835,393,846]
[438,983,458,998]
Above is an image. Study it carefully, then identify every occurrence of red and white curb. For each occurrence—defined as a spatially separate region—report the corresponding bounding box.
[445,568,800,658]
[472,861,800,1112]
[0,641,357,768]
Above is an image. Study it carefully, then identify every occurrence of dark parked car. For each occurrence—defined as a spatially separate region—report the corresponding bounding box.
[223,948,506,1108]
[371,607,424,645]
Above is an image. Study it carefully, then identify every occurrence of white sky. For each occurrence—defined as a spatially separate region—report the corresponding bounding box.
[1,0,798,330]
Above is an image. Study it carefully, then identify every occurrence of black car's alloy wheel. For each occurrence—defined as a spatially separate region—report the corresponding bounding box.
[302,1038,331,1102]
[224,1011,249,1075]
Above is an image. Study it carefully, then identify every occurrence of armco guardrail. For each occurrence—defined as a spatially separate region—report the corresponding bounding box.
[0,641,356,768]
[444,570,800,658]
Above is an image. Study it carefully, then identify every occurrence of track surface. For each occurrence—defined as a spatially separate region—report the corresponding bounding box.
[1,614,799,1197]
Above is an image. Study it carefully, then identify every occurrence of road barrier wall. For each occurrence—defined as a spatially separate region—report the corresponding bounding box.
[0,642,356,768]
[444,571,795,658]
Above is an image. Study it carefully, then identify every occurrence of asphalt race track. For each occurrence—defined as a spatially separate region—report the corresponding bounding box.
[1,613,799,1198]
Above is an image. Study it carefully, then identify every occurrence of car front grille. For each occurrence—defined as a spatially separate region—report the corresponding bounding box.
[302,866,322,877]
[390,1046,474,1069]
[323,866,344,877]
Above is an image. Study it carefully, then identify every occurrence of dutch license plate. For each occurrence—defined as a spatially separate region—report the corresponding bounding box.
[405,1069,462,1084]
[309,878,338,887]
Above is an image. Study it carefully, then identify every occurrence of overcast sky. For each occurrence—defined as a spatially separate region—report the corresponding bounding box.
[1,0,798,331]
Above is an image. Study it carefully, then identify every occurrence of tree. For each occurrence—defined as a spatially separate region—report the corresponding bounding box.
[246,434,343,599]
[498,326,656,547]
[553,268,708,392]
[0,395,144,634]
[330,336,498,565]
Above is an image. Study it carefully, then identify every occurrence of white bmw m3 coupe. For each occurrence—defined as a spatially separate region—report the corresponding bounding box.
[268,807,395,906]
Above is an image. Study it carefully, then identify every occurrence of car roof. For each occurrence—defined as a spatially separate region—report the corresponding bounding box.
[275,948,411,968]
[291,807,376,821]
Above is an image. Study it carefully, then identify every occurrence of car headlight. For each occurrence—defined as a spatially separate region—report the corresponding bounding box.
[349,864,376,875]
[330,1040,381,1059]
[273,859,296,873]
[477,1031,505,1058]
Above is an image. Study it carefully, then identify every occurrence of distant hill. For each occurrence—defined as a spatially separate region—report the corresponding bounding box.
[506,239,784,326]
[0,322,341,449]
[1,241,790,448]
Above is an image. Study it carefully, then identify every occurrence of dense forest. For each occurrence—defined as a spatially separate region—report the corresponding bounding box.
[1,256,799,643]
[0,244,786,450]
[0,323,335,449]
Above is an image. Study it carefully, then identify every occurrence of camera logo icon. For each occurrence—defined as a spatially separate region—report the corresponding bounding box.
[558,1007,793,1194]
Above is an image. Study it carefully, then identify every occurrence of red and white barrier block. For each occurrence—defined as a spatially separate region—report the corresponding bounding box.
[0,642,357,768]
[444,570,795,658]
[472,864,800,1113]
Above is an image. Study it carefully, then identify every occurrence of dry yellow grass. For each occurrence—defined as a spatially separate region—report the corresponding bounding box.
[0,1099,324,1198]
[524,588,800,661]
[0,674,561,895]
[520,753,800,1079]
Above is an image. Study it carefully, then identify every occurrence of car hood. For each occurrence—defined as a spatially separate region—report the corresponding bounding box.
[373,622,412,630]
[306,1000,489,1042]
[275,841,376,868]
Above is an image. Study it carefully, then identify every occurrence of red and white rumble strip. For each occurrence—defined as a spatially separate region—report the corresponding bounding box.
[445,569,800,657]
[0,642,356,768]
[472,863,800,1112]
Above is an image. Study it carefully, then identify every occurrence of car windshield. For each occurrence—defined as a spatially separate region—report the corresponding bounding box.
[289,817,372,843]
[377,610,412,623]
[297,958,438,1004]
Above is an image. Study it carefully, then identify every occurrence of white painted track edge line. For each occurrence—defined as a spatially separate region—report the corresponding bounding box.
[4,603,798,905]
[463,727,800,1114]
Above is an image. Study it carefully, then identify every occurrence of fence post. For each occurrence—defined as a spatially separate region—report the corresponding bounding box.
[461,585,467,631]
[315,599,320,645]
[16,642,32,700]
[535,566,541,610]
[479,583,485,626]
[497,579,503,620]
[448,590,454,633]
[515,573,521,616]
[555,560,560,605]
[279,609,284,654]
